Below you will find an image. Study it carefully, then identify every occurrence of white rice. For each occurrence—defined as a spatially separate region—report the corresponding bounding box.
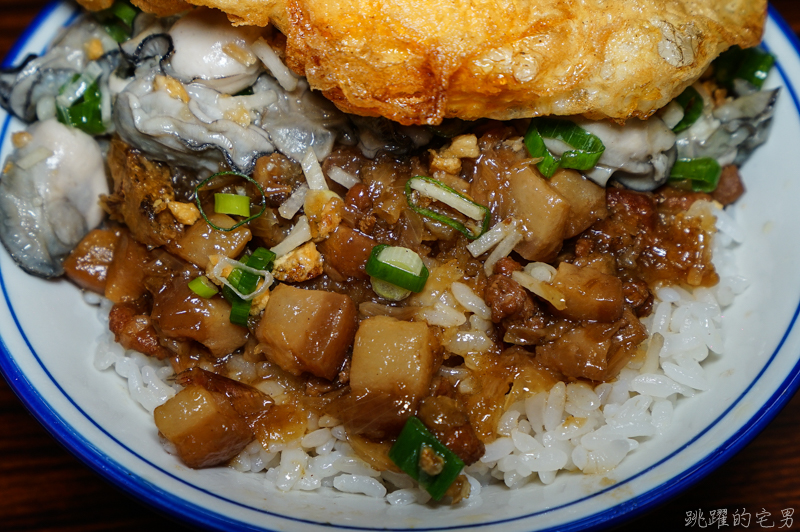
[90,202,746,504]
[91,297,179,414]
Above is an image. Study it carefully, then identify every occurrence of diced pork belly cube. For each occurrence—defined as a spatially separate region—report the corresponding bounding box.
[63,228,118,294]
[508,166,571,262]
[550,262,624,323]
[108,302,170,359]
[317,224,376,280]
[151,279,249,357]
[167,213,251,269]
[350,316,435,406]
[255,284,357,380]
[105,231,152,303]
[535,322,618,382]
[548,168,608,238]
[154,384,253,468]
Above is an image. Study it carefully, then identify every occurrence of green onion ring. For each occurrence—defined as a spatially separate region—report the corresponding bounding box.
[366,244,429,293]
[668,157,722,193]
[215,193,251,217]
[672,86,704,133]
[370,277,412,301]
[229,248,275,295]
[714,45,776,90]
[95,0,139,42]
[226,294,252,326]
[523,118,606,178]
[388,416,465,500]
[219,250,274,326]
[246,247,277,272]
[195,171,267,232]
[109,0,138,27]
[735,47,776,89]
[56,77,105,135]
[188,276,219,298]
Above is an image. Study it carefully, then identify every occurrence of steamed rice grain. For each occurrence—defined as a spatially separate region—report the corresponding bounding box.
[90,203,746,504]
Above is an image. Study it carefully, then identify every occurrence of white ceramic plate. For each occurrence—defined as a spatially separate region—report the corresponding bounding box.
[2,3,800,530]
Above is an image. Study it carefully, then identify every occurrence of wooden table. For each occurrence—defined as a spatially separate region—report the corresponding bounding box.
[1,1,799,530]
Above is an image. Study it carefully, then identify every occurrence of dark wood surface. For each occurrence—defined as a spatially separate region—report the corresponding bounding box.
[1,1,799,530]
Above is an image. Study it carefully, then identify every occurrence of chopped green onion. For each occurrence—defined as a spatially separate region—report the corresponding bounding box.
[366,245,429,294]
[221,276,253,326]
[95,0,140,43]
[220,264,249,297]
[713,46,740,86]
[672,86,704,133]
[231,248,275,294]
[226,295,252,326]
[188,276,219,298]
[56,78,104,135]
[246,247,277,272]
[219,249,275,325]
[524,117,606,178]
[714,46,776,90]
[225,267,247,293]
[735,47,776,89]
[388,416,465,500]
[370,277,411,302]
[195,171,266,232]
[102,23,129,43]
[215,193,251,217]
[668,157,722,193]
[109,0,138,26]
[405,176,490,239]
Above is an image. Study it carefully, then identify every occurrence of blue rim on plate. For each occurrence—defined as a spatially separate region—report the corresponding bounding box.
[1,4,799,531]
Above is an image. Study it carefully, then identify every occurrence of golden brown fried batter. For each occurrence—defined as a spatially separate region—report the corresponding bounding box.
[82,0,766,125]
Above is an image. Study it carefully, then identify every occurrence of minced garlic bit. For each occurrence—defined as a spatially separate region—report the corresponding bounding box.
[223,104,252,128]
[167,201,202,225]
[11,131,33,149]
[304,189,343,242]
[249,280,270,315]
[206,254,234,284]
[153,75,190,103]
[447,134,480,158]
[418,444,445,476]
[429,134,479,174]
[272,241,323,282]
[84,38,105,61]
[222,42,257,67]
[503,136,526,152]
